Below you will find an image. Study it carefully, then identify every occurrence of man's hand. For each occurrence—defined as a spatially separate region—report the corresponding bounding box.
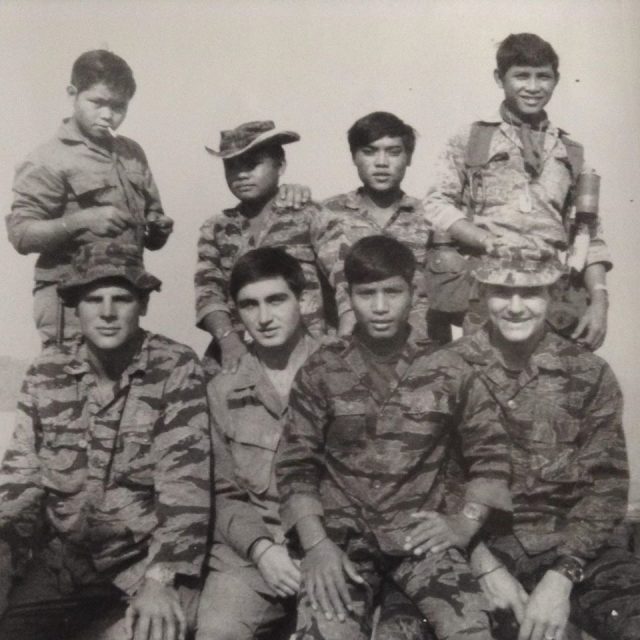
[302,537,364,623]
[571,295,608,351]
[219,332,247,374]
[479,566,529,623]
[403,511,480,555]
[255,543,301,598]
[146,212,175,238]
[70,206,134,237]
[337,311,356,337]
[518,570,572,640]
[277,183,312,210]
[125,578,186,640]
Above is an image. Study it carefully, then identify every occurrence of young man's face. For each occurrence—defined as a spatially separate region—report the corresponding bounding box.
[352,136,410,194]
[224,149,284,203]
[350,276,412,340]
[76,281,146,352]
[495,65,558,118]
[68,82,130,142]
[236,276,302,350]
[486,284,550,347]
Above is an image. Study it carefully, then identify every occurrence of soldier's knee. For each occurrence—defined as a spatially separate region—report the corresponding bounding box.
[195,612,252,640]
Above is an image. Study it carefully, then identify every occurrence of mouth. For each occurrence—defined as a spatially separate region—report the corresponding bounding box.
[234,183,255,191]
[371,321,392,330]
[96,327,120,336]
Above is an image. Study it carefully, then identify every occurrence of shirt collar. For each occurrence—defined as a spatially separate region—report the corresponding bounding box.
[476,112,567,140]
[345,188,417,213]
[57,118,113,156]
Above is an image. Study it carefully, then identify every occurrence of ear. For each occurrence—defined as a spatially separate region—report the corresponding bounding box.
[138,294,149,317]
[277,158,286,178]
[493,69,504,89]
[67,84,78,99]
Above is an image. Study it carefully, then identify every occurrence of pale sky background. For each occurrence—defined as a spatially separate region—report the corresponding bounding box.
[1,0,639,485]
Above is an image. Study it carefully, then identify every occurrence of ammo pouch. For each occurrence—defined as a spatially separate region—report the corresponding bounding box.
[424,244,474,314]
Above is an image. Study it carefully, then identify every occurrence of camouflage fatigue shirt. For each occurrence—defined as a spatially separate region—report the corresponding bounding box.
[323,189,432,331]
[424,118,611,269]
[7,118,166,284]
[449,326,628,560]
[195,198,349,337]
[0,331,211,594]
[208,335,318,573]
[276,330,512,555]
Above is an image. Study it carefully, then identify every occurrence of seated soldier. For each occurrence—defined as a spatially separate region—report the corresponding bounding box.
[461,246,638,640]
[0,242,211,640]
[196,247,319,640]
[323,112,432,337]
[195,120,348,376]
[276,235,512,640]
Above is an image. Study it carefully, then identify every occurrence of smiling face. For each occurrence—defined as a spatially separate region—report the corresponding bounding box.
[76,280,146,352]
[350,275,412,340]
[495,64,558,119]
[68,82,129,142]
[223,148,284,203]
[486,284,550,348]
[236,276,302,350]
[352,136,410,194]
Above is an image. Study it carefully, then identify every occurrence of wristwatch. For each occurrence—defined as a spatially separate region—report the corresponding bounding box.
[551,555,585,584]
[461,502,485,522]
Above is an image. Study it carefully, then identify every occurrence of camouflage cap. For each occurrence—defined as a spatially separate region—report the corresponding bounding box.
[205,120,300,159]
[58,242,162,305]
[472,244,565,287]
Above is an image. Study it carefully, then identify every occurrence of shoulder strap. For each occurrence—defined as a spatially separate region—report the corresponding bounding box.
[560,135,584,179]
[465,122,499,168]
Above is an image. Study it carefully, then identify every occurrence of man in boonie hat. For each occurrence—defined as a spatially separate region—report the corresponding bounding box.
[195,120,350,376]
[418,243,639,640]
[0,240,211,639]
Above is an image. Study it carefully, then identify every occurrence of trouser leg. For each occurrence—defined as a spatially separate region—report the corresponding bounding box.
[392,548,493,640]
[375,581,435,640]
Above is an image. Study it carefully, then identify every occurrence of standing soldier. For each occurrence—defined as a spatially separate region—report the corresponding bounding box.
[424,33,610,348]
[0,242,210,640]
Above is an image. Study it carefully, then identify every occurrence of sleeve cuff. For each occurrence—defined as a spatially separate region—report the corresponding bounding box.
[195,304,231,327]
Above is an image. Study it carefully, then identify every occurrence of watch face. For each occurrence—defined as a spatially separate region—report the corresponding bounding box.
[462,503,483,521]
[555,557,585,584]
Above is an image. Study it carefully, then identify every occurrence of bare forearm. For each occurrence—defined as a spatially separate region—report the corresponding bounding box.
[201,310,234,340]
[448,219,494,251]
[296,514,328,552]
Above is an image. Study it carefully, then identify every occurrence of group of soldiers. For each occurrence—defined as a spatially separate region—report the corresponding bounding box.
[1,30,638,640]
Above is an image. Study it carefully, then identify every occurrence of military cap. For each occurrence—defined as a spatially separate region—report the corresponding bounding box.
[472,244,565,286]
[205,120,300,159]
[58,241,162,305]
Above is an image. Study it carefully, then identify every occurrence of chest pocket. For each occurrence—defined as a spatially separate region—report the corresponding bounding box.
[229,421,280,495]
[68,174,117,207]
[113,426,154,487]
[327,401,368,450]
[39,429,88,494]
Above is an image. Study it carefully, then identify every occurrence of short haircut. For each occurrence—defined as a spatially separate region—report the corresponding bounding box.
[347,111,416,158]
[71,50,136,98]
[496,33,559,78]
[345,235,415,288]
[229,247,306,302]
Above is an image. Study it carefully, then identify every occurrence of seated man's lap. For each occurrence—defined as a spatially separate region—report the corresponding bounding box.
[196,564,294,640]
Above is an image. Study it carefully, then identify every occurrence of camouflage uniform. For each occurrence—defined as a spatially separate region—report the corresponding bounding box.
[194,198,349,347]
[197,335,318,640]
[0,331,211,637]
[6,118,166,344]
[276,331,512,640]
[323,189,432,334]
[423,118,612,335]
[449,326,640,639]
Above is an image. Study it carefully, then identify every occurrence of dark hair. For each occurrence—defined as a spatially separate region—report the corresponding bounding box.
[345,235,415,288]
[347,111,416,158]
[496,33,559,78]
[71,50,136,98]
[229,247,306,301]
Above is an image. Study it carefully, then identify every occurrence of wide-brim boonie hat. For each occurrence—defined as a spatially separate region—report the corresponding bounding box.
[58,241,162,306]
[472,244,565,287]
[205,120,300,159]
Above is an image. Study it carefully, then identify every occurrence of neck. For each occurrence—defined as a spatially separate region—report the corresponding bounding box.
[86,330,143,382]
[356,323,409,357]
[501,101,548,128]
[256,327,306,371]
[239,190,278,218]
[489,325,542,371]
[362,186,402,209]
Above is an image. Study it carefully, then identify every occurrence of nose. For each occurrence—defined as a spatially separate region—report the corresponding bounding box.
[507,293,525,314]
[525,76,539,92]
[258,302,273,325]
[100,298,115,318]
[373,291,389,314]
[374,150,389,166]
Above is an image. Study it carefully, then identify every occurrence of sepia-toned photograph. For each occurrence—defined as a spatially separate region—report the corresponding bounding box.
[0,0,638,638]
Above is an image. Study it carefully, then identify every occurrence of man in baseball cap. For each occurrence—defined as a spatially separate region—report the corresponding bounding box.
[0,241,211,639]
